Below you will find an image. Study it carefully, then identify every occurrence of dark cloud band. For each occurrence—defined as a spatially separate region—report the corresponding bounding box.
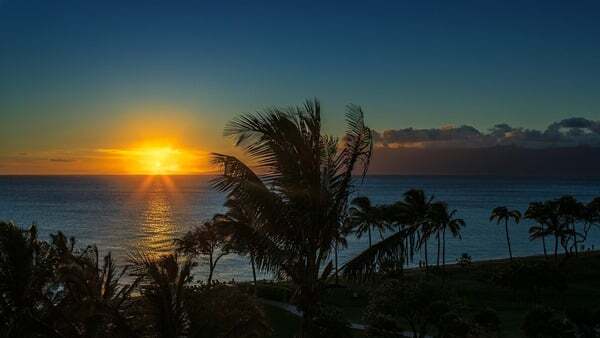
[375,117,600,149]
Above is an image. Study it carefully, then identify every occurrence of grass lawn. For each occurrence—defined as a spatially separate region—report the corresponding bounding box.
[262,251,600,337]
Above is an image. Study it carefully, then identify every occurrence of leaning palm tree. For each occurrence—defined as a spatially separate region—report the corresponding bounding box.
[348,196,386,249]
[490,206,521,261]
[210,99,372,336]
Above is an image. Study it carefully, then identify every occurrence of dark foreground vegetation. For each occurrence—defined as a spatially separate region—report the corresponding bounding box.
[2,99,600,337]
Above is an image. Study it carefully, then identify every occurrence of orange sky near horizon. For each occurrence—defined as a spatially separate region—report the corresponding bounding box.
[0,143,214,175]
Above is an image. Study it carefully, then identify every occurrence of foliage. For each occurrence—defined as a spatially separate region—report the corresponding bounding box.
[129,252,194,338]
[521,306,576,338]
[494,261,567,301]
[472,307,502,333]
[457,252,472,267]
[0,221,57,337]
[365,277,458,338]
[309,305,352,338]
[175,218,229,285]
[255,283,291,302]
[185,284,271,338]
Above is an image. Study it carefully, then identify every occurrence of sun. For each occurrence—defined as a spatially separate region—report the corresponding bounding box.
[137,146,182,175]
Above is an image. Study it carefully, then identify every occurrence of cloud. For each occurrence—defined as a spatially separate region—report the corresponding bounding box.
[49,158,77,163]
[374,117,600,149]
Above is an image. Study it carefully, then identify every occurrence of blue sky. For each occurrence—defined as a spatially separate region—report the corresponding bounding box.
[1,0,599,173]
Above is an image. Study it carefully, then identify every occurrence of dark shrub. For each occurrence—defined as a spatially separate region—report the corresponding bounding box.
[185,284,271,338]
[311,305,352,338]
[473,307,501,333]
[521,306,576,338]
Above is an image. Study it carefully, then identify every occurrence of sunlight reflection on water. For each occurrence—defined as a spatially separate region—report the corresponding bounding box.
[138,187,176,256]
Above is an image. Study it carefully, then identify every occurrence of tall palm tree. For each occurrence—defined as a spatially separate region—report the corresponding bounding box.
[401,189,435,269]
[348,196,385,249]
[175,217,229,286]
[490,206,521,261]
[428,202,465,267]
[210,99,372,336]
[525,202,549,259]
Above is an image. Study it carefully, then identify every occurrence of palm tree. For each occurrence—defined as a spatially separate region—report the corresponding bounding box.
[129,252,194,338]
[175,217,229,286]
[525,202,549,259]
[215,196,263,287]
[490,206,521,261]
[557,195,584,256]
[401,189,435,269]
[428,202,465,267]
[348,196,385,249]
[0,222,60,337]
[210,99,372,336]
[55,244,141,337]
[342,189,434,280]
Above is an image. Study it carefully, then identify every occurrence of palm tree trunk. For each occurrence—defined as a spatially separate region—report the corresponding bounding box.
[423,239,429,270]
[554,235,559,261]
[505,219,513,261]
[436,232,441,267]
[572,223,579,257]
[442,227,446,267]
[541,228,547,259]
[334,241,339,285]
[207,253,214,285]
[368,227,372,248]
[250,253,257,287]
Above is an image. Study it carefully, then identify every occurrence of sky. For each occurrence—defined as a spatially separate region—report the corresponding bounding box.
[1,0,599,174]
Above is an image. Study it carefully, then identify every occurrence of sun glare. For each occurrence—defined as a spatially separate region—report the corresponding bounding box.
[138,147,181,175]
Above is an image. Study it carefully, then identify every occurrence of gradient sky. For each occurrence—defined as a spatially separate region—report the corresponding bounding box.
[1,0,600,174]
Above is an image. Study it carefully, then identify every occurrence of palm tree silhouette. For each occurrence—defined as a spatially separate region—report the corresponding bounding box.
[214,196,263,287]
[556,195,584,257]
[210,99,372,336]
[428,202,465,267]
[0,222,59,337]
[525,202,549,259]
[401,189,435,269]
[342,189,435,279]
[129,252,194,338]
[490,206,521,261]
[348,196,385,249]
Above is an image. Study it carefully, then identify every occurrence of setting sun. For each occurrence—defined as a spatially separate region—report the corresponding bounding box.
[93,142,211,175]
[137,147,181,175]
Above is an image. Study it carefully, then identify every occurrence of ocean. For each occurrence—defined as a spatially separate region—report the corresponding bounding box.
[1,175,599,282]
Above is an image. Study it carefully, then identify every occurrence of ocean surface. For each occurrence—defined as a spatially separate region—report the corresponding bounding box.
[1,175,600,282]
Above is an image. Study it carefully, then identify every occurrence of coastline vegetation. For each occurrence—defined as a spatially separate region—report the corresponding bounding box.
[2,99,600,337]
